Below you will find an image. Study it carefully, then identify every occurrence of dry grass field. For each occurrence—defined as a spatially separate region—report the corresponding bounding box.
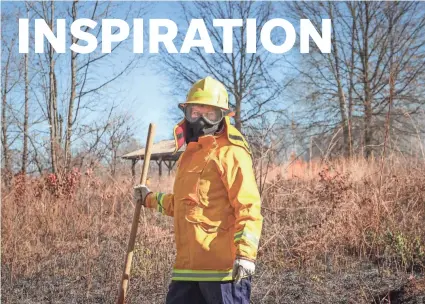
[2,156,425,303]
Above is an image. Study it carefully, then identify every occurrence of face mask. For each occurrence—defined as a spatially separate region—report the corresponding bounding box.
[185,117,223,144]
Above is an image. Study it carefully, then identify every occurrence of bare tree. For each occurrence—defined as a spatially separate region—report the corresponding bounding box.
[352,2,425,157]
[21,9,30,174]
[161,1,289,131]
[1,12,21,183]
[1,39,13,180]
[36,1,61,173]
[105,113,134,176]
[62,1,143,171]
[286,1,425,158]
[286,2,358,157]
[247,115,288,195]
[64,0,78,171]
[24,1,146,174]
[69,106,136,175]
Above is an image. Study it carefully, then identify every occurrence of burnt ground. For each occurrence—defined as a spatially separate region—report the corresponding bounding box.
[2,259,424,304]
[250,264,425,304]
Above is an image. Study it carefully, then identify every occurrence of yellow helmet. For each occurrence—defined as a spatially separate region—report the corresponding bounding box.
[179,76,229,111]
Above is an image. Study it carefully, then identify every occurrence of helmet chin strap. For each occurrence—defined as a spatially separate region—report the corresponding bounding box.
[185,118,224,144]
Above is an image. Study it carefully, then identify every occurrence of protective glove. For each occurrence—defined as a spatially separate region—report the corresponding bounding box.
[232,257,255,284]
[133,184,151,206]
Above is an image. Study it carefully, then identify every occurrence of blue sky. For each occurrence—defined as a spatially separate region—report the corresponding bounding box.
[87,2,190,143]
[2,1,302,151]
[2,1,195,148]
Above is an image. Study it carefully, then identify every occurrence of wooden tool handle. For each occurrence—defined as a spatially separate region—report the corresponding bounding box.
[117,123,156,304]
[139,124,155,185]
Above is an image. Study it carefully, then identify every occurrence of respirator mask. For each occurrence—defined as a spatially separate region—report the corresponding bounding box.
[183,104,224,143]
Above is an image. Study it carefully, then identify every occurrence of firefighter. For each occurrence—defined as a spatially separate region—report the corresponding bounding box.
[134,76,263,304]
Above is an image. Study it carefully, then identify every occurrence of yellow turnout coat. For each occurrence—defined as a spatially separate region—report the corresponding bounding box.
[146,117,263,281]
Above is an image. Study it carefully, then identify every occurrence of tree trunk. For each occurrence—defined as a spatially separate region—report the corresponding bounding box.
[22,51,29,174]
[65,0,78,171]
[48,1,58,173]
[158,159,162,177]
[111,139,116,177]
[364,93,373,158]
[2,57,11,182]
[328,4,350,157]
[348,4,356,157]
[362,3,373,159]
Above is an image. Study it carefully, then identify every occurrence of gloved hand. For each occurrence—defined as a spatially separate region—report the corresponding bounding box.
[232,257,255,283]
[133,184,151,206]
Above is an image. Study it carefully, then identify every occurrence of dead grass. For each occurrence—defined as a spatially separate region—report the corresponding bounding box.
[1,157,425,303]
[261,156,425,272]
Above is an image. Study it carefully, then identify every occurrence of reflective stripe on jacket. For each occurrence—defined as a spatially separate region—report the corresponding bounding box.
[146,117,263,281]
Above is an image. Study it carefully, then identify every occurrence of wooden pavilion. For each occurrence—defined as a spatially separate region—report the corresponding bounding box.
[121,139,185,178]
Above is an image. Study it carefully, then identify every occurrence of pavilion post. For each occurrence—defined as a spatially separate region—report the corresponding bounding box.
[131,159,136,180]
[156,158,163,178]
